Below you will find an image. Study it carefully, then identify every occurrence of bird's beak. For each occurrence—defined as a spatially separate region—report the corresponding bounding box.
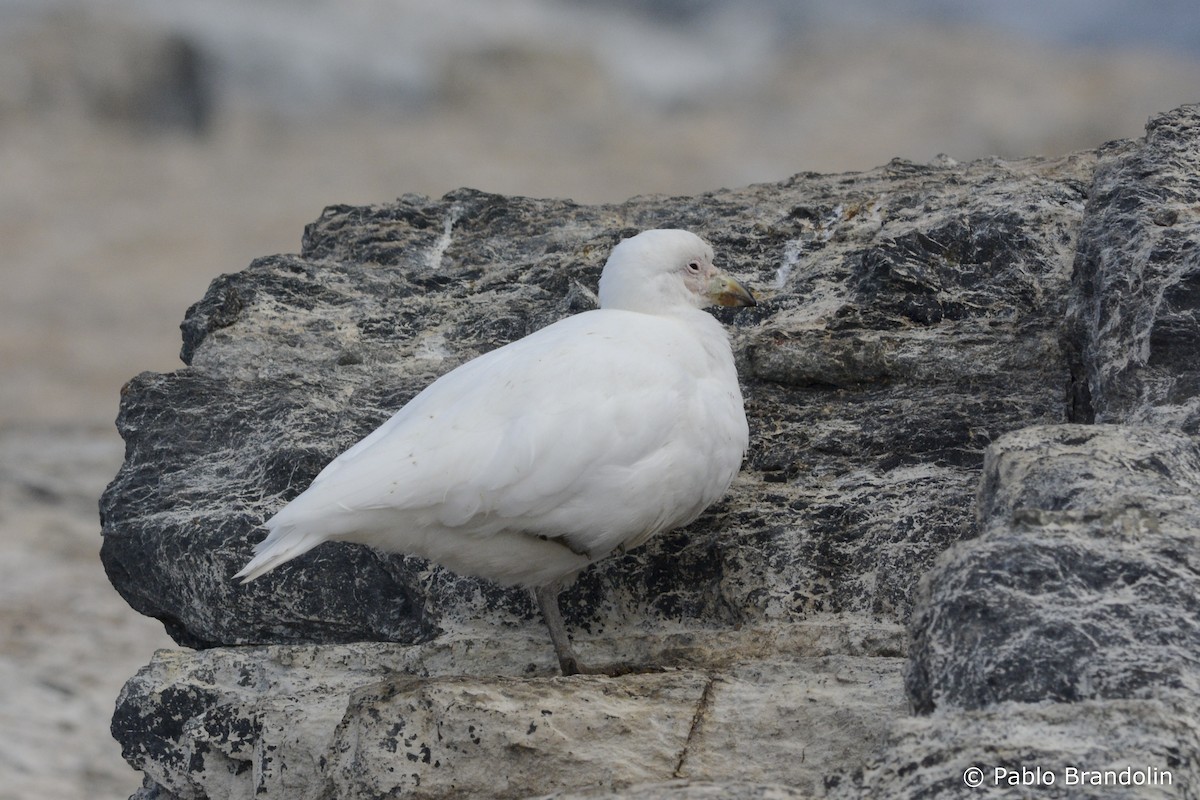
[707,272,757,308]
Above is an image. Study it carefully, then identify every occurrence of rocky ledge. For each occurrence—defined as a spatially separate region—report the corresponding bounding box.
[101,105,1200,798]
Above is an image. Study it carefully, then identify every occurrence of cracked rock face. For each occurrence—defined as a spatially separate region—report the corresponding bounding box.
[1071,107,1200,430]
[105,105,1200,798]
[114,641,906,800]
[101,158,1087,650]
[870,426,1200,798]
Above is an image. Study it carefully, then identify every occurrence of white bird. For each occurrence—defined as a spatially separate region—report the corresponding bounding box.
[235,229,755,674]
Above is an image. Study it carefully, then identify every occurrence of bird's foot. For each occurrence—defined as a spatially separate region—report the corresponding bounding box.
[536,584,670,678]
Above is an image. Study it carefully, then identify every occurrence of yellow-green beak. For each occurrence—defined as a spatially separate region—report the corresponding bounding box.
[708,274,757,308]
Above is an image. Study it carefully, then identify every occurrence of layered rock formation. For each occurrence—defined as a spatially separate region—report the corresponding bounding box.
[102,105,1200,798]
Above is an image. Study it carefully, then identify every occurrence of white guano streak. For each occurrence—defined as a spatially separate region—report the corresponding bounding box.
[426,204,463,270]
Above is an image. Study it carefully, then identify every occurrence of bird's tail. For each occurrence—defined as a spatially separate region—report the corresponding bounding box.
[233,522,324,583]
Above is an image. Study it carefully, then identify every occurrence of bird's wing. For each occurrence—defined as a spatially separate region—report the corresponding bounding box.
[268,310,703,544]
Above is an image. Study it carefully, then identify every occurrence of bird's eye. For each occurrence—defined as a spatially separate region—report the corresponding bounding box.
[686,261,702,274]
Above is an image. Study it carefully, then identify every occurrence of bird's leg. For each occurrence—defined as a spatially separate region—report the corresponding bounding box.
[534,583,585,676]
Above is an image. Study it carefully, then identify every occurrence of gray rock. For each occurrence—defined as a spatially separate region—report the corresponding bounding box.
[860,694,1198,798]
[871,424,1200,798]
[1070,105,1200,430]
[113,641,905,799]
[101,159,1085,649]
[536,782,810,800]
[103,106,1200,798]
[908,424,1200,712]
[875,106,1200,800]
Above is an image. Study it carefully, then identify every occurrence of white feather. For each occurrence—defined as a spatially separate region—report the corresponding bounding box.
[235,229,750,588]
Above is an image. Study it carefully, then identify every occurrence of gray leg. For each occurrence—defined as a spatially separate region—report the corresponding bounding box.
[534,583,584,676]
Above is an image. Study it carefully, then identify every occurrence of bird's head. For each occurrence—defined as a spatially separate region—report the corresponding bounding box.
[598,229,756,314]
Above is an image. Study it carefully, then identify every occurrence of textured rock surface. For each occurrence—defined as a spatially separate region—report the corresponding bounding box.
[101,157,1088,650]
[909,425,1200,712]
[870,426,1200,799]
[861,695,1198,798]
[115,639,905,800]
[1070,107,1200,429]
[104,105,1200,798]
[864,106,1200,799]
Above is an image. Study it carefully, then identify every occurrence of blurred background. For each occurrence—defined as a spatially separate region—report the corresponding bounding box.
[0,1,1197,797]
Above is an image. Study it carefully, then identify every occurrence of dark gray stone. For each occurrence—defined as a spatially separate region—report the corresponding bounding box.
[102,106,1200,799]
[101,159,1085,650]
[870,104,1200,800]
[878,425,1200,799]
[1070,105,1200,430]
[908,424,1200,713]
